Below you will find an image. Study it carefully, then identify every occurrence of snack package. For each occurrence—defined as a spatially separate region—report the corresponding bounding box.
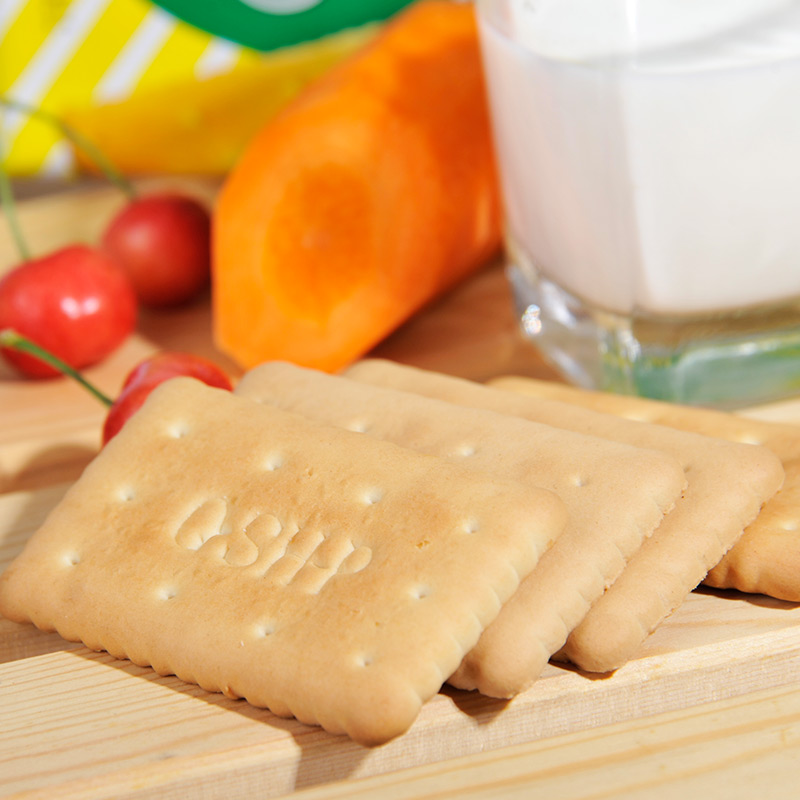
[1,0,410,175]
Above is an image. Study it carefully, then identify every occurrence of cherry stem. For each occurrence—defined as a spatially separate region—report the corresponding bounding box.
[0,329,113,407]
[0,96,137,200]
[0,156,31,262]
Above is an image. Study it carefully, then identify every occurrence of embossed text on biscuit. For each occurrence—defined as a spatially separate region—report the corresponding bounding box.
[174,498,372,593]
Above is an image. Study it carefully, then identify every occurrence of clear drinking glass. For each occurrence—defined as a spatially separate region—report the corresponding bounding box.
[476,0,800,408]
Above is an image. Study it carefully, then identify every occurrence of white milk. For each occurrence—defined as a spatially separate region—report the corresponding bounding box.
[478,0,800,315]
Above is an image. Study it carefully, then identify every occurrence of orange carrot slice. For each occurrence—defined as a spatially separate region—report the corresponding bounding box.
[212,0,501,372]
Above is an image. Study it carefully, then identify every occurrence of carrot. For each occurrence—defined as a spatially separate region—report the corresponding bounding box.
[212,0,502,373]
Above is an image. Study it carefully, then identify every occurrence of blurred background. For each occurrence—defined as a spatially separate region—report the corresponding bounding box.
[1,0,413,191]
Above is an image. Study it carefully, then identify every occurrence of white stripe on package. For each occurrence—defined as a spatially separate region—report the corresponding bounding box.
[0,0,28,46]
[2,0,111,147]
[40,139,76,177]
[195,37,243,81]
[93,6,176,104]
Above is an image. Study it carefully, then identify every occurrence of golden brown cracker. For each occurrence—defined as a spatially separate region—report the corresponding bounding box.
[345,360,784,672]
[0,378,566,744]
[490,376,800,603]
[238,362,686,693]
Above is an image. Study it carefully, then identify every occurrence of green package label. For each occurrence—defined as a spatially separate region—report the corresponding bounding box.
[153,0,415,51]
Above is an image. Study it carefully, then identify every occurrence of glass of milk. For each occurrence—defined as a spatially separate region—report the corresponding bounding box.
[477,0,800,407]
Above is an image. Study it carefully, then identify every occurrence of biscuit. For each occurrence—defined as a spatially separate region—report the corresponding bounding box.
[237,362,686,693]
[490,376,800,603]
[345,360,784,673]
[0,378,566,745]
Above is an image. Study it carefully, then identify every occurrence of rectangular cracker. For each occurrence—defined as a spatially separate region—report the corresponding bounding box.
[489,375,800,603]
[0,378,567,745]
[236,362,686,695]
[344,360,785,673]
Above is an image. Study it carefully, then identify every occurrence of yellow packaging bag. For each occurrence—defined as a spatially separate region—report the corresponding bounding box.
[1,0,412,176]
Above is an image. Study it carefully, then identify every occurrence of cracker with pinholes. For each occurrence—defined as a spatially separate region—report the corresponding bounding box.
[236,362,686,696]
[344,360,784,674]
[0,378,567,746]
[488,376,800,603]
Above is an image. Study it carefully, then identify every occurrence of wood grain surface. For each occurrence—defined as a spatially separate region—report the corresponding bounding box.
[1,183,799,799]
[286,684,800,800]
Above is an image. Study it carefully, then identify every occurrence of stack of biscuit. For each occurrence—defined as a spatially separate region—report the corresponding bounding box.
[0,359,794,746]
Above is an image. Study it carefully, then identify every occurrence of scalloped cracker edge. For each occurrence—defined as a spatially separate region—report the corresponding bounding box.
[489,376,800,604]
[344,360,784,673]
[237,362,686,695]
[0,378,567,745]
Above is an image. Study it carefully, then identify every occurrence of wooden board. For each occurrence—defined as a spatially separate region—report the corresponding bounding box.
[286,683,800,800]
[2,482,800,798]
[2,182,800,799]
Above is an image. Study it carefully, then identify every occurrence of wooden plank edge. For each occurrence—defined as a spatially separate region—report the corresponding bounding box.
[3,618,800,799]
[282,683,800,800]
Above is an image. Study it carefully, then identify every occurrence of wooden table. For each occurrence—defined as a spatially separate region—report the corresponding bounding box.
[2,183,799,799]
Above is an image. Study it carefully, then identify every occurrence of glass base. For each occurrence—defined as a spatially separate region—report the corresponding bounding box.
[508,259,800,410]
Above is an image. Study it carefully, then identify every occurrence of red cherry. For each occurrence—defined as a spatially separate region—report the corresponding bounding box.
[119,351,232,394]
[101,381,156,445]
[102,352,232,444]
[101,193,211,308]
[0,245,137,378]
